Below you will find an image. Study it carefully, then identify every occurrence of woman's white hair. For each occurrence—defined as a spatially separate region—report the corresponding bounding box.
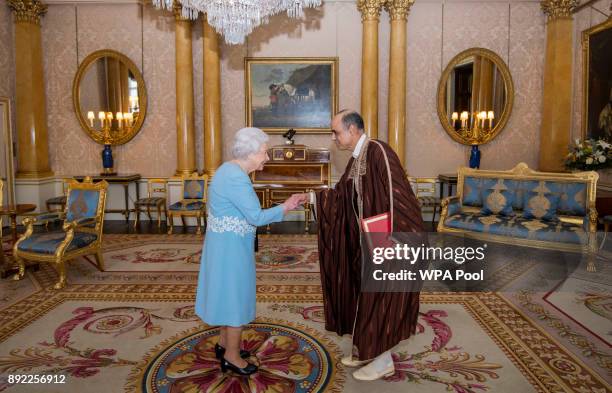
[231,127,269,160]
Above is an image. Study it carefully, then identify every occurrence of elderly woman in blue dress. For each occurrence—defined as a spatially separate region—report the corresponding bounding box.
[195,127,306,376]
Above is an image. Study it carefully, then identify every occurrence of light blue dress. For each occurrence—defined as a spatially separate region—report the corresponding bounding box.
[195,162,285,327]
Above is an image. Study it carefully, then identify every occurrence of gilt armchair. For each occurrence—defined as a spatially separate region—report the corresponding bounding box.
[12,177,108,289]
[167,173,208,235]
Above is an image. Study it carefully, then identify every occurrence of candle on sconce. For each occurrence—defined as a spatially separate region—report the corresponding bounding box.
[87,111,95,127]
[451,112,458,127]
[124,112,133,126]
[116,112,123,129]
[106,112,113,121]
[487,111,495,129]
[460,111,468,129]
[98,111,106,127]
[478,111,485,128]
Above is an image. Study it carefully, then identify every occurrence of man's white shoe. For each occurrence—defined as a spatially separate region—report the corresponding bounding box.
[352,351,395,381]
[341,355,369,368]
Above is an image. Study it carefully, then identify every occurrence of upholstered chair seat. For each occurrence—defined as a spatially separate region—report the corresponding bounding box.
[169,201,206,211]
[136,197,166,206]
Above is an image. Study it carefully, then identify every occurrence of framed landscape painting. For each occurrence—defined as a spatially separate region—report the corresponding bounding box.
[582,18,612,141]
[245,57,338,134]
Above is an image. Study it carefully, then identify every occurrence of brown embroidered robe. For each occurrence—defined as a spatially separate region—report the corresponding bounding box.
[315,138,424,360]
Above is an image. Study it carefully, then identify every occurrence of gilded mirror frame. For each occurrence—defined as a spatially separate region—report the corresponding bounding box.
[581,16,612,140]
[72,49,147,145]
[436,48,514,146]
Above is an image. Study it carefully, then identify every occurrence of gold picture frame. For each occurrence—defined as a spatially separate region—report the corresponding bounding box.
[245,57,338,134]
[0,97,15,205]
[72,49,147,145]
[581,16,612,141]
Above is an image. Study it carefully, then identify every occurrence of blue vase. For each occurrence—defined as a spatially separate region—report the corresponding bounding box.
[469,145,481,169]
[102,144,114,174]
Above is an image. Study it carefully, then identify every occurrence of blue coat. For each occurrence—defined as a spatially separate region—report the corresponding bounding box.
[195,162,284,326]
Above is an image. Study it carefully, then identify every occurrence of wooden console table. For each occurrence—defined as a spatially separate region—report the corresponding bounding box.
[74,174,141,221]
[251,145,331,232]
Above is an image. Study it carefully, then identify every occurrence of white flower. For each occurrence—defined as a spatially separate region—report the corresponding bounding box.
[597,140,611,149]
[575,138,581,146]
[599,155,606,163]
[586,157,594,165]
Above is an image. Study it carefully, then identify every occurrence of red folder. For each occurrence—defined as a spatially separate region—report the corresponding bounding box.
[361,212,391,233]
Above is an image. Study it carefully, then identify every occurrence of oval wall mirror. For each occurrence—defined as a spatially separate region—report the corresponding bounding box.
[436,48,514,145]
[72,49,147,145]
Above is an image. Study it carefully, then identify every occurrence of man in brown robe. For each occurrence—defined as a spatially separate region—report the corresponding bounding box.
[307,110,424,380]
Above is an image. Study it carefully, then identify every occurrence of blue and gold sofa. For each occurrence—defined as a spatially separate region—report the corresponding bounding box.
[437,163,598,260]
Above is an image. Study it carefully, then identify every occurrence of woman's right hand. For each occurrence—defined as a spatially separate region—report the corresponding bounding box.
[282,194,307,213]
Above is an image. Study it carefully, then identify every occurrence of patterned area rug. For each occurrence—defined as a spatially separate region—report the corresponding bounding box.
[0,234,610,393]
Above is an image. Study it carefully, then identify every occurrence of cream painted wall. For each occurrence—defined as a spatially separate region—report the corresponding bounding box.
[6,0,555,180]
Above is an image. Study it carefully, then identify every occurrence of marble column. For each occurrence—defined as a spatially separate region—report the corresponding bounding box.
[202,16,222,177]
[539,0,578,172]
[8,0,53,178]
[174,5,196,176]
[357,0,385,139]
[385,0,413,165]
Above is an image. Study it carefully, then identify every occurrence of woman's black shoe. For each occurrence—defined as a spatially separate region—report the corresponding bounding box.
[214,343,250,359]
[220,357,258,375]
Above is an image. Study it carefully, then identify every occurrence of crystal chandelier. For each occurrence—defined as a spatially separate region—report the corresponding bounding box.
[153,0,322,45]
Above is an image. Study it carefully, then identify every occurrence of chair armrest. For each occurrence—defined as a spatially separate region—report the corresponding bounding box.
[62,216,98,232]
[14,217,37,246]
[437,196,461,232]
[441,196,462,217]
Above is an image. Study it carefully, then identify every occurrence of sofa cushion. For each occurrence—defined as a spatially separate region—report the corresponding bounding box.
[522,181,560,221]
[480,179,517,216]
[462,176,484,207]
[444,212,586,244]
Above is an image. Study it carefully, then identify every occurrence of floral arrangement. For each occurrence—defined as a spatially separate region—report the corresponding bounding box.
[564,138,611,171]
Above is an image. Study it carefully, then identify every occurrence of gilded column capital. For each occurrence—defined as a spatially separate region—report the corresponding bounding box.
[384,0,415,21]
[540,0,578,20]
[173,1,193,22]
[357,0,385,22]
[7,0,47,25]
